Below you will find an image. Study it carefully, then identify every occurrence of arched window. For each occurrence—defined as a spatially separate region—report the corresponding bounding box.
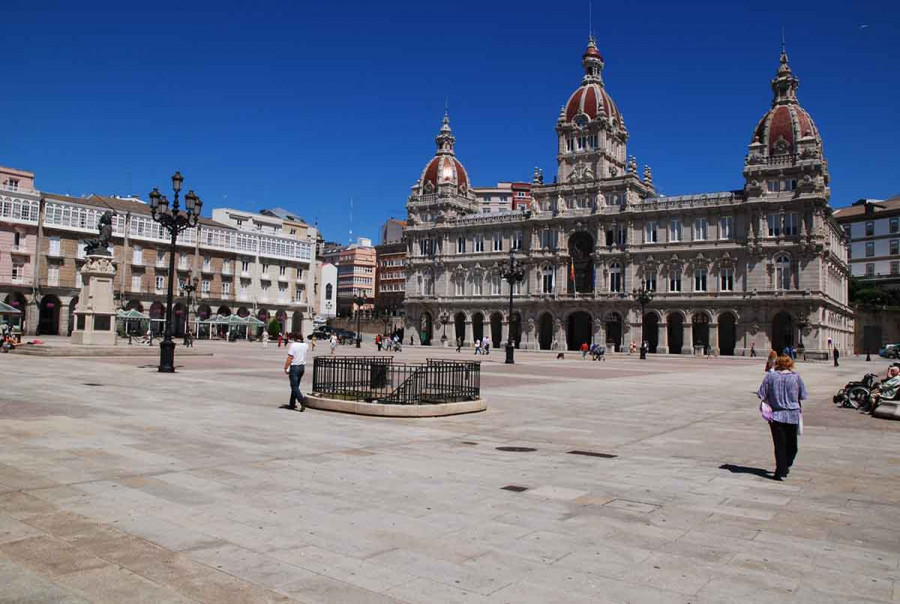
[609,262,622,293]
[774,254,792,290]
[325,283,333,300]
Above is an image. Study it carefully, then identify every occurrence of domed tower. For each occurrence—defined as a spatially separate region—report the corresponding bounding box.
[407,113,478,224]
[556,36,630,184]
[743,47,829,198]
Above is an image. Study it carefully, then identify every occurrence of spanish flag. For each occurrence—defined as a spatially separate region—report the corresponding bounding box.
[569,257,575,284]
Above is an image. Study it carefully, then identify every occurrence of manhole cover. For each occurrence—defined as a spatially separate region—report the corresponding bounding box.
[501,485,529,492]
[496,446,537,453]
[82,383,104,387]
[567,450,617,459]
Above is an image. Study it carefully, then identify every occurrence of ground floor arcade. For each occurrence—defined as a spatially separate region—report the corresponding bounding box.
[404,299,854,356]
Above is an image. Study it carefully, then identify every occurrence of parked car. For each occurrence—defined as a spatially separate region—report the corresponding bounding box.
[880,344,900,359]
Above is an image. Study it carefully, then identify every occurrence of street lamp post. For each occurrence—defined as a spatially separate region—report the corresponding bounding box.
[632,286,654,360]
[502,249,525,364]
[439,311,449,346]
[148,172,203,373]
[352,294,366,348]
[180,277,198,342]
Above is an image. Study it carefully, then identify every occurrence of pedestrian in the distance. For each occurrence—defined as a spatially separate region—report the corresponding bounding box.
[483,337,490,355]
[278,333,283,348]
[749,342,757,357]
[283,334,309,411]
[329,333,337,354]
[757,354,806,481]
[456,337,462,353]
[262,331,269,349]
[833,347,840,367]
[474,339,482,355]
[581,342,589,359]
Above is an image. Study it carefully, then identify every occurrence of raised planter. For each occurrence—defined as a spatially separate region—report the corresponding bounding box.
[305,394,487,417]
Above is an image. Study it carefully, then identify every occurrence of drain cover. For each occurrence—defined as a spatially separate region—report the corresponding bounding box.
[501,485,529,492]
[567,450,617,459]
[496,446,537,453]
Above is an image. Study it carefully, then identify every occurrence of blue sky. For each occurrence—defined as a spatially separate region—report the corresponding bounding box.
[3,0,898,243]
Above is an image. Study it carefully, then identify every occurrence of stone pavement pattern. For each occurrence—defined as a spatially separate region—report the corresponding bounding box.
[0,341,898,603]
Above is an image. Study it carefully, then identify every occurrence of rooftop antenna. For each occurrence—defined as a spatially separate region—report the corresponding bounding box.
[589,1,593,39]
[781,27,786,53]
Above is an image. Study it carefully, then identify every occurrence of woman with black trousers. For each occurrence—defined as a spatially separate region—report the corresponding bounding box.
[757,355,807,481]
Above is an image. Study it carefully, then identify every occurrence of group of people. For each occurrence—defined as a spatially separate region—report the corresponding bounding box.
[375,333,401,352]
[463,337,492,355]
[1,321,17,353]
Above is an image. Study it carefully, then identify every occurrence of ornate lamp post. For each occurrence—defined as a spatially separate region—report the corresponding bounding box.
[632,286,654,360]
[148,171,202,372]
[180,277,198,341]
[502,249,525,364]
[352,294,366,348]
[439,311,450,346]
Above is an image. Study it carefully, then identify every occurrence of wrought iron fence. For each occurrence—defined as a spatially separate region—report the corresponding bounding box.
[312,356,480,405]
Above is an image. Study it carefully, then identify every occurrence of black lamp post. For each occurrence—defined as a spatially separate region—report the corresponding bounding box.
[181,277,198,342]
[149,172,202,372]
[352,294,366,348]
[632,286,653,360]
[502,249,525,364]
[439,311,449,345]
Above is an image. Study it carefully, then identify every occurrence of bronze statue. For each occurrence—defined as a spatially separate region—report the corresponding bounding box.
[84,210,116,256]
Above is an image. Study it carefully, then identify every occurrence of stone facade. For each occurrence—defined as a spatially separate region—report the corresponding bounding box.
[403,40,853,355]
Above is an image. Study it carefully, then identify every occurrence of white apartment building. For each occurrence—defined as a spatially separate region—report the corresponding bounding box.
[834,196,900,283]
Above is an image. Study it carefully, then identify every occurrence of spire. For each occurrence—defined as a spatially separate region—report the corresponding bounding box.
[435,111,455,155]
[771,39,799,105]
[581,35,605,85]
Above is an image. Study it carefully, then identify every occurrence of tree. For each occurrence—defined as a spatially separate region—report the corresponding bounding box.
[268,318,281,339]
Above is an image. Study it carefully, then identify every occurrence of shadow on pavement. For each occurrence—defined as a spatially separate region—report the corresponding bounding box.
[719,463,770,478]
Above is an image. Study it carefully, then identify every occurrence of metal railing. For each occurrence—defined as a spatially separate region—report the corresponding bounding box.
[312,356,480,405]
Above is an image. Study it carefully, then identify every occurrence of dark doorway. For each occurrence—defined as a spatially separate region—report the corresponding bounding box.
[149,301,164,335]
[454,312,466,344]
[643,313,659,353]
[605,312,622,351]
[510,312,521,348]
[173,303,187,337]
[68,297,78,336]
[38,295,61,335]
[490,312,503,347]
[772,311,793,353]
[472,313,484,343]
[420,312,433,345]
[567,311,592,351]
[291,312,303,335]
[568,232,595,294]
[692,313,710,352]
[539,313,553,350]
[217,305,231,317]
[718,313,736,356]
[668,313,684,354]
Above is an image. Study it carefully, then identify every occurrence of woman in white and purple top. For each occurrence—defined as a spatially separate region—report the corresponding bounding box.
[757,355,807,481]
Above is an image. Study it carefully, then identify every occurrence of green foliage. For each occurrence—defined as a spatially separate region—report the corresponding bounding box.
[267,319,281,338]
[849,277,900,307]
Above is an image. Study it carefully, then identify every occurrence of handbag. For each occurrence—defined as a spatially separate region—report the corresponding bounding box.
[759,401,774,422]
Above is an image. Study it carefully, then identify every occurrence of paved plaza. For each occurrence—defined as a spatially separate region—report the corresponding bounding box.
[1,341,898,603]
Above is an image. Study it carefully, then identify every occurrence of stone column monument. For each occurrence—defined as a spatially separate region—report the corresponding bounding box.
[71,210,118,346]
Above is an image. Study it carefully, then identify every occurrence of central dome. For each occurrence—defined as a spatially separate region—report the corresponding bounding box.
[416,113,470,195]
[559,36,627,137]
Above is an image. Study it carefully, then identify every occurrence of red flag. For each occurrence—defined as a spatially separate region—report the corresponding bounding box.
[569,258,575,284]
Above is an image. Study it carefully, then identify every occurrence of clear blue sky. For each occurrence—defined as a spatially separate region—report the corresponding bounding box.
[3,1,898,243]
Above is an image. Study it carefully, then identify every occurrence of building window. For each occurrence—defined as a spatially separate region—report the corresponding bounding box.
[843,225,851,239]
[457,236,466,254]
[865,221,874,237]
[865,242,875,257]
[473,235,484,253]
[47,265,59,287]
[720,268,734,292]
[156,275,165,291]
[131,275,141,292]
[645,221,658,244]
[669,271,681,293]
[784,213,799,237]
[891,261,899,276]
[541,267,554,294]
[133,245,143,265]
[222,281,231,296]
[48,236,61,257]
[865,263,875,277]
[512,232,523,251]
[644,272,657,292]
[891,240,899,256]
[616,226,627,247]
[13,231,21,249]
[609,262,622,293]
[492,233,503,252]
[694,218,708,241]
[694,268,707,292]
[669,219,682,242]
[541,229,557,250]
[279,265,286,276]
[767,214,781,237]
[199,280,209,293]
[890,218,899,234]
[261,263,269,273]
[11,263,23,282]
[774,254,792,290]
[241,260,250,273]
[7,178,19,190]
[203,256,211,271]
[720,216,733,240]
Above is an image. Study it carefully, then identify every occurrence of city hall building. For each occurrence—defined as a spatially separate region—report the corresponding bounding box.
[403,39,853,355]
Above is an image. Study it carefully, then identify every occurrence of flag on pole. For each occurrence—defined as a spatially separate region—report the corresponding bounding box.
[569,257,575,284]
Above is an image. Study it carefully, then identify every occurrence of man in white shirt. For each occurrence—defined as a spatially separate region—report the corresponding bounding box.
[283,334,309,411]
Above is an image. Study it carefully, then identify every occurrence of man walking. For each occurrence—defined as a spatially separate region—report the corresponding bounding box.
[283,334,309,411]
[833,347,840,367]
